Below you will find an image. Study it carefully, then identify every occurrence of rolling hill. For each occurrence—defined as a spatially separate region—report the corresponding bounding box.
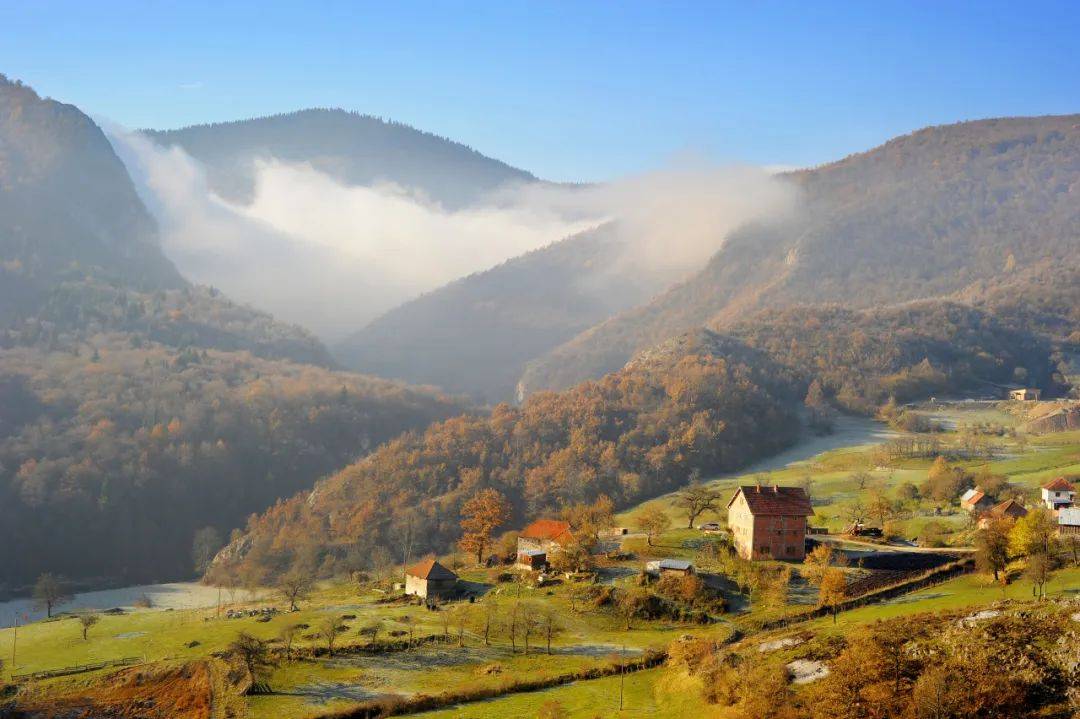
[144,108,538,210]
[334,222,683,402]
[519,114,1080,395]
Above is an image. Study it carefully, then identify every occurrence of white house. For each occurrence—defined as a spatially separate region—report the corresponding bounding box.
[1041,477,1076,511]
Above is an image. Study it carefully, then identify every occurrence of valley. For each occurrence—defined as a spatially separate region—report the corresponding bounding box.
[2,402,1077,718]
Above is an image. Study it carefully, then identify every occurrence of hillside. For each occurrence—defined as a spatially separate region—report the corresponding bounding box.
[334,222,680,402]
[211,333,802,585]
[214,291,1063,585]
[0,74,183,322]
[519,115,1080,395]
[145,108,538,209]
[0,335,467,592]
[0,77,473,590]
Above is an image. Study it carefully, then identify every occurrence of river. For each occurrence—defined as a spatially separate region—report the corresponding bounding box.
[0,582,225,628]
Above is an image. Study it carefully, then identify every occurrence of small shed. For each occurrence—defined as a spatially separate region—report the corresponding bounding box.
[515,549,547,571]
[1009,388,1041,402]
[1058,507,1080,536]
[960,487,994,513]
[645,559,695,577]
[404,558,458,599]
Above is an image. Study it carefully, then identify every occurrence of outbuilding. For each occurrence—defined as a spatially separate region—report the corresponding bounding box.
[645,559,695,577]
[404,558,458,599]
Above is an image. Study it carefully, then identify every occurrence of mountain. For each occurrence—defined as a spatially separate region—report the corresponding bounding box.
[519,115,1080,395]
[144,108,538,209]
[0,75,184,321]
[334,222,682,402]
[0,77,472,590]
[216,290,1063,584]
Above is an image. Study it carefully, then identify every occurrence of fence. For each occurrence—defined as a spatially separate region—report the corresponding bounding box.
[10,656,140,682]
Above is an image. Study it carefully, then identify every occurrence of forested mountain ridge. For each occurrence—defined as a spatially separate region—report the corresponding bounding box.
[0,74,335,366]
[0,336,467,592]
[145,108,538,209]
[519,114,1080,395]
[211,332,802,585]
[0,74,183,323]
[213,293,1063,584]
[0,76,472,590]
[334,222,682,402]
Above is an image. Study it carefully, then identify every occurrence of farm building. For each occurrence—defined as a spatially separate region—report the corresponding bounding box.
[645,559,695,577]
[517,519,576,556]
[404,558,458,599]
[1058,508,1080,536]
[1041,477,1076,511]
[1008,388,1041,401]
[960,487,994,513]
[515,549,547,571]
[978,498,1028,528]
[726,485,813,561]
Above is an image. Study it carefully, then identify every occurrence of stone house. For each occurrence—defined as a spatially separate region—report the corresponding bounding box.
[404,558,458,599]
[726,485,813,561]
[517,519,576,556]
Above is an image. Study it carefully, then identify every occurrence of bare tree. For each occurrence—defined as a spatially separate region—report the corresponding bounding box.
[520,601,541,654]
[79,614,99,641]
[318,616,346,657]
[675,480,723,529]
[359,622,381,646]
[278,623,301,660]
[540,605,563,654]
[278,571,313,611]
[229,632,275,688]
[33,573,72,618]
[391,511,419,580]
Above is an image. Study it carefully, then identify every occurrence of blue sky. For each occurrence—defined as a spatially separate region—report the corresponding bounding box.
[1,1,1077,181]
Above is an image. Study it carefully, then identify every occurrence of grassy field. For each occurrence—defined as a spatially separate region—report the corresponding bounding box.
[3,403,1078,719]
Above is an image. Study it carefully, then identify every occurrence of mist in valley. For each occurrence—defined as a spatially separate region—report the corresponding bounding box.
[110,128,798,343]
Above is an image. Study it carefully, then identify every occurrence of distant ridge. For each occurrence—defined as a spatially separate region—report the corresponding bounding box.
[518,114,1080,395]
[145,107,538,208]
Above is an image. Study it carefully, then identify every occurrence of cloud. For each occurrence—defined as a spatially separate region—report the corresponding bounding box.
[178,81,204,91]
[108,129,596,340]
[109,128,798,343]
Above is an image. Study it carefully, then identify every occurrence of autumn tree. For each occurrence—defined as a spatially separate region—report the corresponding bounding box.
[33,573,72,618]
[633,506,671,546]
[616,587,650,630]
[562,494,615,545]
[974,517,1011,581]
[675,480,723,529]
[458,488,511,564]
[802,543,840,586]
[1024,552,1054,600]
[818,568,847,623]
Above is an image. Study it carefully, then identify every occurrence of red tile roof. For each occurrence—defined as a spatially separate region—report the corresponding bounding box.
[406,558,458,581]
[961,489,987,508]
[520,519,574,544]
[1042,477,1075,492]
[728,485,813,516]
[989,499,1028,519]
